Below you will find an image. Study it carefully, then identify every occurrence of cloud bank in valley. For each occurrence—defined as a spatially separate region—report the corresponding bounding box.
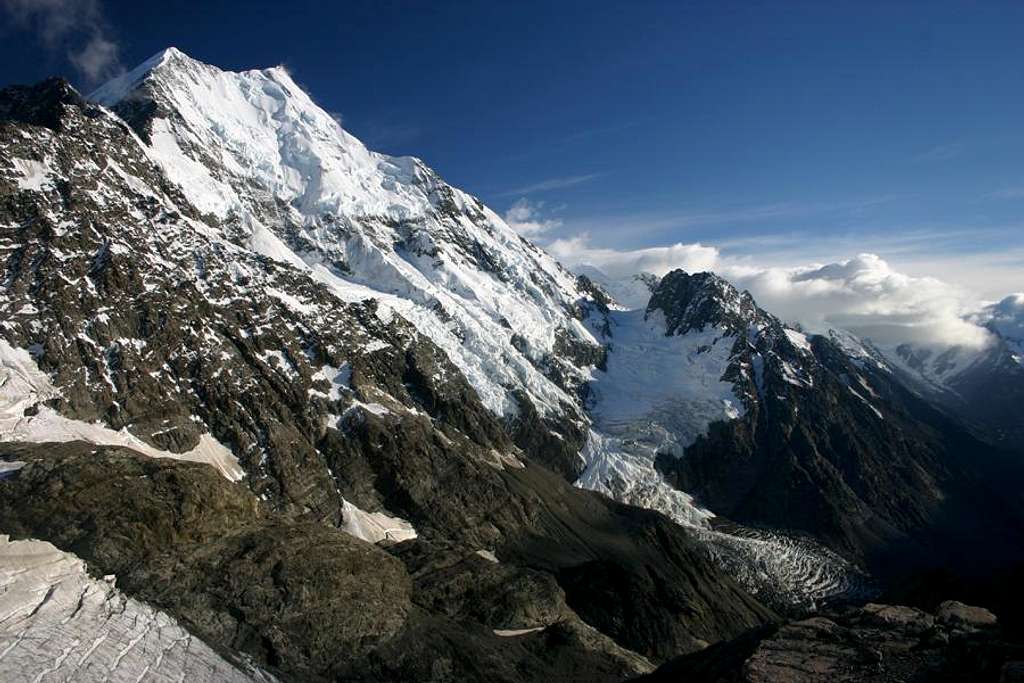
[547,233,719,279]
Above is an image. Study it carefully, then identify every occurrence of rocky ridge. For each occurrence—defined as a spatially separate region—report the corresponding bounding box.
[635,599,1022,682]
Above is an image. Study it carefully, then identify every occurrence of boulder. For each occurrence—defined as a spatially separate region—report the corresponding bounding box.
[936,600,998,629]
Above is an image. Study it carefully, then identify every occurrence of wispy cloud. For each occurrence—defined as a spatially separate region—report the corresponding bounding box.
[556,195,904,243]
[988,186,1024,199]
[498,173,602,197]
[916,142,963,162]
[503,198,563,236]
[1,0,123,85]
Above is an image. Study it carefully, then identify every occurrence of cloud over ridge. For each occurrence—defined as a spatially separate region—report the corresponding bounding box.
[546,230,998,349]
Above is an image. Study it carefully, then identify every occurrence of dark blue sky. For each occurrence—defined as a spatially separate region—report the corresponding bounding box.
[2,0,1023,294]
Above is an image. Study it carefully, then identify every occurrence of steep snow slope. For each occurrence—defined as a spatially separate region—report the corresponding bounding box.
[91,48,600,433]
[0,536,271,682]
[577,309,743,527]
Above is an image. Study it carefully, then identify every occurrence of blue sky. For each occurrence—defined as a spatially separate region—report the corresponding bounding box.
[2,0,1022,300]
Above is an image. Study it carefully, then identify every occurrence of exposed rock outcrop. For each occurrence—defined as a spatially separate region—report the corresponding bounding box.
[637,600,1020,682]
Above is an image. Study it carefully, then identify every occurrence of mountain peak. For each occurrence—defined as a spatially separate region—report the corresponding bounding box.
[646,269,759,335]
[89,46,201,105]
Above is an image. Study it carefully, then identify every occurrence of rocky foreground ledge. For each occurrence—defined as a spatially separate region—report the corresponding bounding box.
[636,600,1023,682]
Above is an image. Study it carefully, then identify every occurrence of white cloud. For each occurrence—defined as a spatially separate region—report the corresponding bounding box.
[546,232,719,280]
[916,142,963,162]
[547,231,998,349]
[499,173,601,196]
[972,293,1024,341]
[728,254,994,349]
[2,0,122,84]
[68,33,119,82]
[989,187,1024,199]
[503,198,563,237]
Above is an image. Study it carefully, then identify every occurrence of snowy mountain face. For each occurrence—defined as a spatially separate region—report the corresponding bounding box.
[90,47,602,476]
[0,77,527,533]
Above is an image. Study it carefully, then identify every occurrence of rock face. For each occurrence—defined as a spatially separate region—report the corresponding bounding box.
[0,440,773,681]
[0,443,413,679]
[637,601,1019,683]
[936,601,999,630]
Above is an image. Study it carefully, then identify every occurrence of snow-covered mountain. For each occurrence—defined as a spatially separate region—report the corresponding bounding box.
[83,52,882,608]
[575,269,1024,591]
[871,294,1024,451]
[90,48,602,475]
[0,54,773,682]
[2,48,1023,682]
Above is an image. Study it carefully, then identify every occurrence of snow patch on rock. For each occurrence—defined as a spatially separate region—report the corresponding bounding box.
[0,340,244,481]
[9,158,52,192]
[340,499,417,544]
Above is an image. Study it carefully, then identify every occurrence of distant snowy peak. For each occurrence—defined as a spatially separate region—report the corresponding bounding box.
[887,342,981,388]
[977,293,1024,367]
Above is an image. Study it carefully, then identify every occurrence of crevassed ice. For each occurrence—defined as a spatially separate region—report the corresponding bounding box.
[0,535,272,682]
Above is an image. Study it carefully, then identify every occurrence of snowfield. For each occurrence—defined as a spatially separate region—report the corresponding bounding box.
[578,309,743,528]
